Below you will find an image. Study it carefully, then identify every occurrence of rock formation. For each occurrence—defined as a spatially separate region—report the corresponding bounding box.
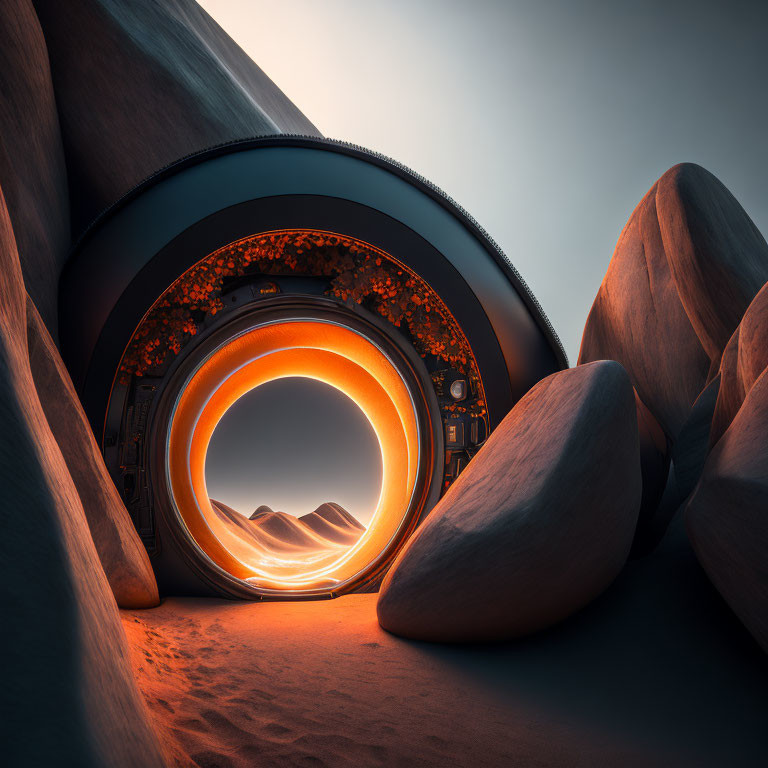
[26,296,159,608]
[710,280,768,446]
[580,163,768,546]
[32,0,320,234]
[686,364,768,653]
[377,361,641,642]
[0,0,70,334]
[659,166,768,366]
[0,188,166,767]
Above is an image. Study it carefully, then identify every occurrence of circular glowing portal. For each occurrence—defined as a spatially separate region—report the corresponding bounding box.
[167,319,422,595]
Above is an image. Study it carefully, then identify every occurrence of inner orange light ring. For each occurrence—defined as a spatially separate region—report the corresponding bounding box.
[167,320,421,593]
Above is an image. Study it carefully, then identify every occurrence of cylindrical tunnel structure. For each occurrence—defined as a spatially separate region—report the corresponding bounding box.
[60,136,567,599]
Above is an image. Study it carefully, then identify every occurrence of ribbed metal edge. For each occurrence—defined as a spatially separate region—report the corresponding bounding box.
[70,134,568,368]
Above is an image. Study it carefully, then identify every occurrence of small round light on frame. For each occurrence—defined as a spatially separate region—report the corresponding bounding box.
[449,378,468,401]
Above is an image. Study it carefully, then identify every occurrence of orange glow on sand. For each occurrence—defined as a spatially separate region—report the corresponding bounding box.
[168,320,420,594]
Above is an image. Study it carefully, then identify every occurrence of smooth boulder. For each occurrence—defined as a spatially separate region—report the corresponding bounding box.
[0,0,70,333]
[710,280,768,446]
[657,165,768,366]
[579,163,768,540]
[580,163,768,435]
[686,365,768,653]
[26,295,159,609]
[580,167,707,438]
[33,0,320,232]
[0,188,166,767]
[377,361,641,642]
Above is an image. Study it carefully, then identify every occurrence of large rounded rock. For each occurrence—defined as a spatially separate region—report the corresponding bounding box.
[581,164,768,435]
[0,189,166,766]
[710,280,768,446]
[658,165,768,366]
[33,0,320,231]
[686,365,768,653]
[377,361,641,643]
[0,0,70,334]
[26,295,159,609]
[579,170,709,439]
[579,164,768,541]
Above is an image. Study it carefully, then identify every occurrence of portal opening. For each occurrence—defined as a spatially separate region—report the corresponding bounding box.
[105,226,491,599]
[166,317,425,596]
[204,377,383,574]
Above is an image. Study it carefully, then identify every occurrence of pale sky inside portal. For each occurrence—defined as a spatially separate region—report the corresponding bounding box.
[205,377,382,523]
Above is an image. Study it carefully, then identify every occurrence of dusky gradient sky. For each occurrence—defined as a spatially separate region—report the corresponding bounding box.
[205,377,383,522]
[200,0,768,362]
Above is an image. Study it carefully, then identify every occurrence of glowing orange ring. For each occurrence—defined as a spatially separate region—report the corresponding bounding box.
[167,320,420,593]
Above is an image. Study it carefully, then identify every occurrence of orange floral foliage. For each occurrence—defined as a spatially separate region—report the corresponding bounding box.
[119,231,481,402]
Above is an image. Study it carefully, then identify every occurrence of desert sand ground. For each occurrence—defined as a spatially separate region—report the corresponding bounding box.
[123,516,768,768]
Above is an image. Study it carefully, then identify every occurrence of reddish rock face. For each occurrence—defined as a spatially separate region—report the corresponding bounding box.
[26,296,159,609]
[686,365,768,654]
[0,0,70,334]
[377,361,641,643]
[33,0,320,232]
[579,171,709,439]
[0,189,166,766]
[579,164,768,542]
[581,163,768,435]
[657,165,768,367]
[710,280,768,446]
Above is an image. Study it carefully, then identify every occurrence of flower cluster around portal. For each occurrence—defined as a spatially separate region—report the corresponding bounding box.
[118,230,485,417]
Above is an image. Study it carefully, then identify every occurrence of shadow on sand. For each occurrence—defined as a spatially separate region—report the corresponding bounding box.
[402,512,768,766]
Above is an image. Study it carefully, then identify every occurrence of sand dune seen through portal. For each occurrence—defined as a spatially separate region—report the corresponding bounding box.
[210,500,367,572]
